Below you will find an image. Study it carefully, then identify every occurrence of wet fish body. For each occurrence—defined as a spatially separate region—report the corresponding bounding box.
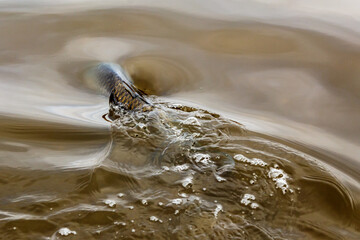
[91,63,151,111]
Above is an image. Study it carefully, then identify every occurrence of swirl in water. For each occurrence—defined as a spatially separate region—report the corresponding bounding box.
[75,63,357,239]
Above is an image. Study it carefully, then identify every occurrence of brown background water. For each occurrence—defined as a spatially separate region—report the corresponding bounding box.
[0,1,359,239]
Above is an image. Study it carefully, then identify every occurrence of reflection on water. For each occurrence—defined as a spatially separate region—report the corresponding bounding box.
[0,1,359,239]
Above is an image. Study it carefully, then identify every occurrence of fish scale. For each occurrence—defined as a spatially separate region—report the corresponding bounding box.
[92,63,151,111]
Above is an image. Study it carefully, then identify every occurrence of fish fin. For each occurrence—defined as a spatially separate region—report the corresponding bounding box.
[122,81,150,105]
[109,90,118,106]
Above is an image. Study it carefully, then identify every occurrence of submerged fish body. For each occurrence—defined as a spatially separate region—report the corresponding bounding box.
[90,63,151,111]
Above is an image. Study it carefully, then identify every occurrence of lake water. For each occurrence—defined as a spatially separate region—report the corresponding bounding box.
[0,1,359,239]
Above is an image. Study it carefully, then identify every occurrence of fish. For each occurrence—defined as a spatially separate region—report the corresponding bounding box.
[89,63,152,111]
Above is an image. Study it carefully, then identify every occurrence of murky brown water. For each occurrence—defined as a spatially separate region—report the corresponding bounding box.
[0,1,359,239]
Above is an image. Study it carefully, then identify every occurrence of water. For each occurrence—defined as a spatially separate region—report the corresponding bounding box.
[0,1,359,239]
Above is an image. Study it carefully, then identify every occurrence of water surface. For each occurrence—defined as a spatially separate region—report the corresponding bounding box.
[0,1,359,239]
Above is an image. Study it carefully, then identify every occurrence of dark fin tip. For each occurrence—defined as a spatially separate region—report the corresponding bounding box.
[109,90,118,106]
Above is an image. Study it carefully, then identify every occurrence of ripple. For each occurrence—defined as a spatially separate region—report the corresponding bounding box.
[0,5,359,239]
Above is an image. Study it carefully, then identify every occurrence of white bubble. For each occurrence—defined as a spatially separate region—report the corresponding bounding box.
[193,153,212,165]
[114,221,126,226]
[179,193,188,198]
[149,216,163,223]
[171,198,183,205]
[181,175,193,188]
[240,193,256,206]
[104,199,116,208]
[171,104,183,108]
[268,167,290,194]
[234,154,267,167]
[171,164,189,172]
[117,193,124,198]
[214,204,223,218]
[58,227,77,236]
[141,199,148,205]
[250,203,259,209]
